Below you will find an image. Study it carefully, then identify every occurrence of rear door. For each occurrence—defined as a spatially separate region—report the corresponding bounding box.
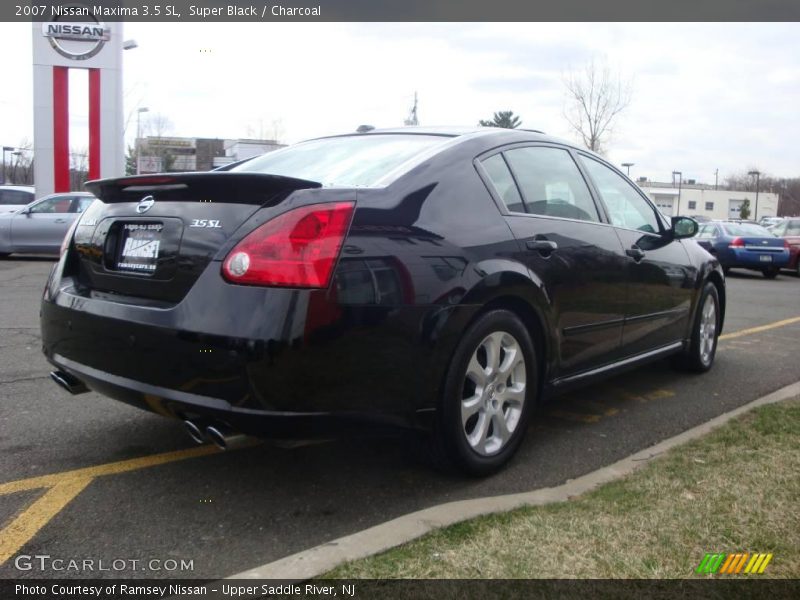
[578,154,694,356]
[478,144,629,376]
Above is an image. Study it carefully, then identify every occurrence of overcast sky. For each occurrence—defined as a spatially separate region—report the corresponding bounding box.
[2,22,798,183]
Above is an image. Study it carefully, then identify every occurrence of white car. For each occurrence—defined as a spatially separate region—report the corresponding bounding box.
[0,185,36,213]
[0,192,96,257]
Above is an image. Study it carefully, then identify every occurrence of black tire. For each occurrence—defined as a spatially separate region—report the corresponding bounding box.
[0,253,10,259]
[762,267,779,279]
[796,261,800,277]
[673,281,720,373]
[722,266,730,276]
[430,309,538,476]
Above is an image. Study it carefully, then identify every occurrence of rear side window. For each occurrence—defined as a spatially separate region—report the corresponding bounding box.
[74,197,96,213]
[503,147,600,223]
[787,221,800,236]
[481,154,524,213]
[0,190,33,205]
[235,134,449,187]
[580,156,660,233]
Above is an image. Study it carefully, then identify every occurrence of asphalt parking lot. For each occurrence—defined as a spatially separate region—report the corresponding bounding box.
[1,258,799,580]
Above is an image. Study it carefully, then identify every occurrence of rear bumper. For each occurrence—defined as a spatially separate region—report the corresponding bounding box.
[721,248,789,268]
[46,354,412,438]
[41,267,474,437]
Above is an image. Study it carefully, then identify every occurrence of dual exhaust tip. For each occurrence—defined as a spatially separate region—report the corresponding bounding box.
[183,419,246,450]
[50,371,244,451]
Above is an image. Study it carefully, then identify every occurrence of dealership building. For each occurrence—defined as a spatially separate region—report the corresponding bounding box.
[637,180,778,221]
[135,137,284,173]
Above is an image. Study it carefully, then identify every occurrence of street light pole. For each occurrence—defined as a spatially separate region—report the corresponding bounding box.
[672,170,682,216]
[622,162,634,177]
[135,107,149,175]
[2,146,14,185]
[748,170,761,221]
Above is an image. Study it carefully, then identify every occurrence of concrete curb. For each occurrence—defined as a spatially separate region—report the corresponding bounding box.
[228,380,800,581]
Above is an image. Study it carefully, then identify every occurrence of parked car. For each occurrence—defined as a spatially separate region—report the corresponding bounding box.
[768,218,800,276]
[695,221,790,278]
[687,214,711,223]
[758,216,784,228]
[0,192,96,257]
[41,128,725,475]
[0,184,36,214]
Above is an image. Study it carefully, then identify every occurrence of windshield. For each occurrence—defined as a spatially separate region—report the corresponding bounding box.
[722,223,774,237]
[233,134,450,187]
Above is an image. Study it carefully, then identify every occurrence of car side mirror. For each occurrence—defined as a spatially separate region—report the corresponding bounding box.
[671,216,698,239]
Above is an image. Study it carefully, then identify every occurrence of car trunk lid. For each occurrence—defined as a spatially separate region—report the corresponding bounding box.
[70,172,321,303]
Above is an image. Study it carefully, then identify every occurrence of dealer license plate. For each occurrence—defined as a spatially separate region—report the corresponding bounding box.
[116,223,163,273]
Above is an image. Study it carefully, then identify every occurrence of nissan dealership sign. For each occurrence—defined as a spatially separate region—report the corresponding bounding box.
[41,19,109,60]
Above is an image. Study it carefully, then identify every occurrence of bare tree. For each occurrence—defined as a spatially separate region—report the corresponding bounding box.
[6,139,34,185]
[69,146,89,190]
[563,59,632,154]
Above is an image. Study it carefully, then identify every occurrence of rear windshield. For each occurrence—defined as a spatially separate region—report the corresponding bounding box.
[233,134,450,187]
[722,223,773,237]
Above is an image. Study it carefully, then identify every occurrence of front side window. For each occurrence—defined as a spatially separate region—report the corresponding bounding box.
[235,134,450,187]
[29,196,71,214]
[579,155,660,233]
[503,147,600,222]
[481,153,524,213]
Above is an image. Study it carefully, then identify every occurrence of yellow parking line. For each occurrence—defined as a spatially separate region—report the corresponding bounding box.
[547,409,602,423]
[0,314,797,566]
[719,316,800,341]
[0,444,222,496]
[0,478,92,565]
[0,443,255,566]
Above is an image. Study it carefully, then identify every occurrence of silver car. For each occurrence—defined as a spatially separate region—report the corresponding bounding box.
[0,185,36,214]
[0,192,96,257]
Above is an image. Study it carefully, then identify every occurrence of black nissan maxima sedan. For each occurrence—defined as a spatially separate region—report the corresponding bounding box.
[41,127,725,475]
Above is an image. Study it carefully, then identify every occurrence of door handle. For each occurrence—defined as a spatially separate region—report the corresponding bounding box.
[54,218,67,224]
[626,246,646,262]
[526,239,558,255]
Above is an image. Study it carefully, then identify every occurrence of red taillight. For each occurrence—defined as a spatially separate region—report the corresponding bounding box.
[222,202,355,288]
[784,239,791,249]
[729,237,744,248]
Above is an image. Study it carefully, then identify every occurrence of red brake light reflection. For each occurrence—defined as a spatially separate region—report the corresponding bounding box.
[222,202,355,288]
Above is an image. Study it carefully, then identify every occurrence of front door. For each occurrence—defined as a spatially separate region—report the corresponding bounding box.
[11,195,75,252]
[579,155,695,355]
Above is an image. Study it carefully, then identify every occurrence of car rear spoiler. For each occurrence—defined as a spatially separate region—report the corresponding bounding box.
[84,172,322,205]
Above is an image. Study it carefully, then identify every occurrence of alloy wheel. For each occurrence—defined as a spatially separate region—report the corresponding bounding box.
[698,295,717,365]
[461,331,527,456]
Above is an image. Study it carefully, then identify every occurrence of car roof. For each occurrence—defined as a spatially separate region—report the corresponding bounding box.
[0,185,35,191]
[310,125,556,144]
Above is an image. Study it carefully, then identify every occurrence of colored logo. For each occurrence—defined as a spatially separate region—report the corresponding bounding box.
[696,552,773,575]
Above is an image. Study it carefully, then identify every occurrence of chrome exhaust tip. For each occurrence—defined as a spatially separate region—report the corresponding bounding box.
[205,424,247,451]
[183,420,207,445]
[50,370,89,395]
